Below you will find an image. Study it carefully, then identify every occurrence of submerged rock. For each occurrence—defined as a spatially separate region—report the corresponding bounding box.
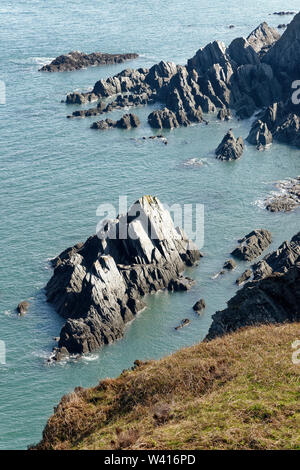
[46,196,201,358]
[231,229,272,261]
[39,51,138,72]
[215,130,244,161]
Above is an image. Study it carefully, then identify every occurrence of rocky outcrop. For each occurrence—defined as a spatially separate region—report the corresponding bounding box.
[207,233,300,340]
[17,301,29,315]
[273,11,296,16]
[247,120,272,148]
[39,51,138,72]
[175,319,190,330]
[251,232,300,280]
[206,263,300,340]
[264,177,300,212]
[263,12,300,79]
[215,130,244,161]
[148,108,180,129]
[223,259,237,270]
[193,299,206,314]
[61,20,287,132]
[246,22,280,56]
[231,229,272,261]
[46,196,201,359]
[91,113,140,130]
[227,38,260,66]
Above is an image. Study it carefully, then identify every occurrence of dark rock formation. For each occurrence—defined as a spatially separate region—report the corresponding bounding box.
[264,12,300,79]
[231,229,272,261]
[46,196,200,359]
[206,263,300,340]
[175,319,190,330]
[223,259,237,270]
[215,130,244,161]
[278,24,287,29]
[91,113,140,130]
[227,37,260,66]
[207,233,300,340]
[39,51,138,72]
[265,177,300,212]
[251,232,300,280]
[236,269,252,285]
[193,299,206,313]
[168,276,196,291]
[17,301,29,315]
[217,108,231,121]
[148,108,180,129]
[247,120,272,148]
[273,11,296,16]
[61,21,286,132]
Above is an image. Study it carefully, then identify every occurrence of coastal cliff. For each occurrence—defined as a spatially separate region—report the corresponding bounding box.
[46,196,200,359]
[33,322,300,450]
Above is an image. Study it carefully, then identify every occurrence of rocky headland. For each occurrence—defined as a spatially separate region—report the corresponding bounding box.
[46,196,201,360]
[39,51,138,72]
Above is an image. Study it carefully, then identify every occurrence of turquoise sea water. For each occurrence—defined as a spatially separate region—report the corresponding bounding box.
[0,0,299,450]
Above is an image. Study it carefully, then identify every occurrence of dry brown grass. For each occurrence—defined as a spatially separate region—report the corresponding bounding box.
[33,322,300,450]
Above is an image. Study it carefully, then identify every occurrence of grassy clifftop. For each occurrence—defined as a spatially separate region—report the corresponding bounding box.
[35,323,300,450]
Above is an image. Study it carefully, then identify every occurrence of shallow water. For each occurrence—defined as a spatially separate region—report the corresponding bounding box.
[0,0,299,450]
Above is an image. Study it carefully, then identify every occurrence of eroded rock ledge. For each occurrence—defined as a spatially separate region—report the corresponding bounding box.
[206,232,300,340]
[39,51,138,72]
[46,196,201,360]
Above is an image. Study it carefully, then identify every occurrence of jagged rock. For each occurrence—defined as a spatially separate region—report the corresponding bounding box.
[263,12,300,79]
[168,276,195,291]
[39,51,138,72]
[265,177,300,212]
[187,41,231,75]
[193,299,206,313]
[227,38,260,66]
[223,259,237,270]
[246,22,280,56]
[91,113,140,130]
[251,232,300,280]
[215,130,244,161]
[206,263,300,341]
[45,196,201,358]
[236,269,252,285]
[66,92,98,105]
[231,229,272,261]
[175,319,190,330]
[247,120,273,147]
[17,301,29,315]
[217,108,231,121]
[148,108,179,129]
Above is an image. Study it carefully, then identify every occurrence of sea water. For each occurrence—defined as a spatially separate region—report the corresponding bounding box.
[0,0,299,449]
